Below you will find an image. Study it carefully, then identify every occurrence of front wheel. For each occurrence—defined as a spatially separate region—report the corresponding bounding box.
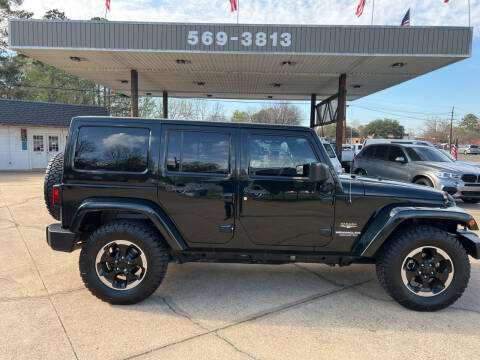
[376,225,470,311]
[79,221,169,304]
[414,177,434,187]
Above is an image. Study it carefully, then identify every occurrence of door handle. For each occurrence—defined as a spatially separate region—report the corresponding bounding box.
[219,224,234,233]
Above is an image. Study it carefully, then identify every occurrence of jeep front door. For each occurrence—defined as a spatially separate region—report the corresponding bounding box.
[239,130,335,248]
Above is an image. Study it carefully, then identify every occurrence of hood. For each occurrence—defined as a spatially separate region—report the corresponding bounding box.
[418,161,480,174]
[339,174,445,202]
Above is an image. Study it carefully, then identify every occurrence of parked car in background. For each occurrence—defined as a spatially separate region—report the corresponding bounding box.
[352,143,480,203]
[459,144,480,155]
[341,144,363,173]
[321,140,343,174]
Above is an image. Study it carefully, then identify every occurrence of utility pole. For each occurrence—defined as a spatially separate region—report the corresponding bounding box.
[449,106,455,153]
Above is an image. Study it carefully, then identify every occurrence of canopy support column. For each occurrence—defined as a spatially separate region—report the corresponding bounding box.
[130,69,139,117]
[336,73,347,163]
[163,91,168,119]
[310,94,317,129]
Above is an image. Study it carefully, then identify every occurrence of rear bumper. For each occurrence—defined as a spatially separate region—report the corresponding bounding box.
[46,223,78,252]
[457,229,480,259]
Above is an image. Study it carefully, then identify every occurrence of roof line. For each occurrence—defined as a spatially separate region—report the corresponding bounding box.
[0,98,107,109]
[8,19,473,31]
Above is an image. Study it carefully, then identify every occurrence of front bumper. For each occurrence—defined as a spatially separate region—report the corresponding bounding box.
[457,229,480,259]
[46,223,78,252]
[437,177,480,199]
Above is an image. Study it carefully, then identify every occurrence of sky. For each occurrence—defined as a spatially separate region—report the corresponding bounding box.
[13,0,480,132]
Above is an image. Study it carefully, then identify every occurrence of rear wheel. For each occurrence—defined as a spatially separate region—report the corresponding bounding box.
[414,177,434,187]
[376,225,470,311]
[44,152,64,220]
[79,221,169,304]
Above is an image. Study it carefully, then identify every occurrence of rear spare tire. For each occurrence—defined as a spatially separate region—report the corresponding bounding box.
[44,152,64,220]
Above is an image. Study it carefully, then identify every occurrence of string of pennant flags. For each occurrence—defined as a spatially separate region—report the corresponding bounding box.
[103,0,470,28]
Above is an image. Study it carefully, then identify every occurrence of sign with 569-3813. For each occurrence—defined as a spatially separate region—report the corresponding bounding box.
[187,30,292,48]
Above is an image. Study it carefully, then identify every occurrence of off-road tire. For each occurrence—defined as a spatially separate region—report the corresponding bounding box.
[43,152,64,220]
[376,225,470,311]
[79,221,169,304]
[462,198,479,204]
[414,177,434,187]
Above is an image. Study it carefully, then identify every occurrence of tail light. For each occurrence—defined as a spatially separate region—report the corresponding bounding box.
[52,185,59,205]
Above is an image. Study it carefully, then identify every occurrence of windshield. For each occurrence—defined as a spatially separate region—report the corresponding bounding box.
[471,145,479,149]
[405,146,453,162]
[439,149,455,161]
[323,143,337,158]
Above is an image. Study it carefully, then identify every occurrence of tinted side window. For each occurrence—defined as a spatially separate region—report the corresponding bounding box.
[405,147,422,161]
[249,134,317,177]
[387,146,405,161]
[361,145,376,158]
[374,145,389,160]
[166,130,230,174]
[74,126,149,172]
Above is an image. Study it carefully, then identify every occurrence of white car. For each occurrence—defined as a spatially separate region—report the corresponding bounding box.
[320,140,343,174]
[341,144,363,172]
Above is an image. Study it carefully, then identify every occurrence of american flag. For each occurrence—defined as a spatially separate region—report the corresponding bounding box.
[105,0,110,11]
[356,0,366,17]
[452,138,458,160]
[401,9,410,26]
[229,0,237,12]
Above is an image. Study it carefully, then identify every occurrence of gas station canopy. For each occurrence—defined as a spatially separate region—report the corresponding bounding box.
[8,20,473,101]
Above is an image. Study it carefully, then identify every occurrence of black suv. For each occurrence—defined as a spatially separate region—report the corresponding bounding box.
[44,117,480,311]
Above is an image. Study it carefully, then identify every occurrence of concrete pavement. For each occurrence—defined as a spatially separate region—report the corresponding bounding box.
[0,171,479,360]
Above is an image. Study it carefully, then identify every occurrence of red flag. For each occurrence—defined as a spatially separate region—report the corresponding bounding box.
[356,0,366,17]
[105,0,110,11]
[229,0,237,12]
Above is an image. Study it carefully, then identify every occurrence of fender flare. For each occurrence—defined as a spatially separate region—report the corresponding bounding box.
[70,197,187,251]
[352,205,477,258]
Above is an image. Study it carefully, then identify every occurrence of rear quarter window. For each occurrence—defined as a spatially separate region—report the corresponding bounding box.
[74,126,150,172]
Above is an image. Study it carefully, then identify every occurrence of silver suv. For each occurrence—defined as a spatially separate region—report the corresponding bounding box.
[352,143,480,203]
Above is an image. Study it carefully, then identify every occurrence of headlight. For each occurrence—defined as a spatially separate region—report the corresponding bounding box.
[436,171,461,179]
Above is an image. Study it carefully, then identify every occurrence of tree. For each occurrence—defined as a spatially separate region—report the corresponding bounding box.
[458,114,479,131]
[43,9,67,19]
[251,103,301,125]
[231,110,249,123]
[1,0,33,53]
[421,117,450,142]
[362,119,404,138]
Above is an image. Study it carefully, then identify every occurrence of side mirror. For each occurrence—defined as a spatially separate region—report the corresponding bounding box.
[395,156,406,163]
[308,162,331,183]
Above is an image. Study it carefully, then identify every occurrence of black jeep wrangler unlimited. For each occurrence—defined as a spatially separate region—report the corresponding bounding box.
[45,117,480,311]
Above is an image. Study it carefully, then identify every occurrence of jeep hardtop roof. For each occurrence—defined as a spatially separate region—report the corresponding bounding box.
[71,116,312,132]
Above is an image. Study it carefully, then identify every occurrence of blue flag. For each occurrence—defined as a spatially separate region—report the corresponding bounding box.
[401,9,410,26]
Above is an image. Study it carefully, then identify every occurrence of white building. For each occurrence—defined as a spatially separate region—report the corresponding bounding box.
[0,99,107,170]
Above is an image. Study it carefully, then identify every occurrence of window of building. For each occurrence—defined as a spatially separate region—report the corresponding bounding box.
[249,134,317,177]
[33,135,44,152]
[48,136,59,152]
[166,130,230,174]
[74,126,149,172]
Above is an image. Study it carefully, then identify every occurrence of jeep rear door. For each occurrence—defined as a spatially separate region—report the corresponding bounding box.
[238,128,335,248]
[158,124,236,246]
